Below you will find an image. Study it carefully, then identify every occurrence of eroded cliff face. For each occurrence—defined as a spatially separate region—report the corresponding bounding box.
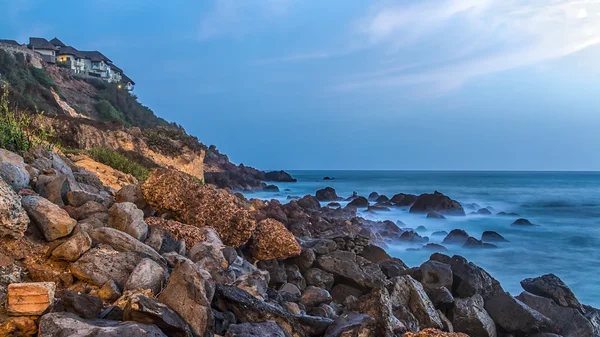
[38,116,205,182]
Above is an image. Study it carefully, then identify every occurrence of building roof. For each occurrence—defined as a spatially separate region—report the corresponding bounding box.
[49,37,66,48]
[79,51,112,63]
[28,37,56,50]
[0,39,20,46]
[109,63,123,73]
[58,46,84,58]
[122,74,135,85]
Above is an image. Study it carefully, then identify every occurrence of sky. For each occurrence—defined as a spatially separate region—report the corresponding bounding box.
[1,0,600,170]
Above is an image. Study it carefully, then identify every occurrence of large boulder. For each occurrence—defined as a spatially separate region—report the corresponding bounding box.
[142,168,256,248]
[108,202,148,241]
[38,312,167,337]
[145,217,208,249]
[583,305,600,337]
[442,229,469,245]
[359,287,406,336]
[225,321,287,337]
[22,195,76,241]
[316,187,339,201]
[452,294,496,337]
[323,312,377,337]
[419,260,453,290]
[0,149,30,191]
[317,250,388,289]
[264,170,297,182]
[70,247,143,287]
[484,291,553,335]
[124,258,167,295]
[296,195,321,210]
[450,255,503,300]
[124,293,193,337]
[390,193,418,206]
[158,260,215,337]
[481,231,508,243]
[88,227,165,264]
[520,274,584,313]
[0,177,29,239]
[250,218,301,261]
[389,275,443,330]
[409,191,465,216]
[51,229,92,261]
[58,290,104,319]
[347,197,369,208]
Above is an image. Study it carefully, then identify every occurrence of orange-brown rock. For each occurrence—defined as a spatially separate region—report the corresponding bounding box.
[250,218,301,261]
[0,316,38,337]
[7,282,56,316]
[402,329,470,337]
[145,217,214,248]
[142,168,256,247]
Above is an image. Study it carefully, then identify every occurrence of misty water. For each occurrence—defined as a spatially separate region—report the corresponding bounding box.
[245,170,600,307]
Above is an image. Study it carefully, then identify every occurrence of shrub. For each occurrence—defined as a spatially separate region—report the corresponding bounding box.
[95,99,123,122]
[0,85,54,153]
[87,147,150,181]
[30,67,55,89]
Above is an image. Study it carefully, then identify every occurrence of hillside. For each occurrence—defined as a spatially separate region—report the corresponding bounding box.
[0,47,293,190]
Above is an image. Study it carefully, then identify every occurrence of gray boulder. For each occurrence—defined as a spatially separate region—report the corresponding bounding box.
[88,227,165,265]
[124,293,193,337]
[316,250,388,289]
[0,177,29,239]
[358,287,406,336]
[124,258,167,295]
[38,312,167,337]
[225,321,287,337]
[0,149,29,191]
[450,255,503,299]
[108,202,148,241]
[452,294,497,337]
[584,305,600,337]
[22,195,77,241]
[67,190,107,208]
[234,270,270,300]
[304,268,335,290]
[59,289,104,319]
[389,275,443,330]
[323,312,377,337]
[520,274,584,313]
[71,247,142,287]
[484,291,553,335]
[301,286,332,307]
[419,260,453,290]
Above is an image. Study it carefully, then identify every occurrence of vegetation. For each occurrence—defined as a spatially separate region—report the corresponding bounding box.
[0,85,54,153]
[87,146,151,181]
[95,99,123,122]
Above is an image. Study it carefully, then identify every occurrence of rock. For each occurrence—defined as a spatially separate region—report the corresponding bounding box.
[442,229,470,245]
[0,177,29,239]
[400,231,429,243]
[65,200,108,221]
[415,225,427,232]
[51,229,92,261]
[144,222,185,255]
[462,237,497,249]
[7,282,56,316]
[583,305,600,337]
[59,289,104,319]
[476,208,492,215]
[376,195,389,203]
[409,192,465,216]
[520,274,584,313]
[402,329,469,337]
[38,312,168,337]
[71,247,143,287]
[301,286,332,307]
[0,149,30,191]
[422,244,448,252]
[368,192,379,201]
[347,196,369,208]
[142,168,256,247]
[115,184,147,209]
[323,312,377,337]
[517,291,593,337]
[316,187,339,201]
[286,264,307,291]
[389,193,418,206]
[0,316,38,336]
[484,291,553,335]
[294,248,316,271]
[250,218,301,261]
[431,231,448,237]
[264,170,297,182]
[22,195,76,241]
[66,190,106,208]
[51,153,75,177]
[124,258,167,295]
[234,270,270,300]
[158,259,214,337]
[359,287,406,336]
[37,174,70,207]
[280,283,301,297]
[317,250,388,289]
[89,227,165,264]
[512,218,535,226]
[297,195,321,210]
[124,293,193,337]
[327,202,341,208]
[379,258,409,278]
[304,268,335,290]
[390,275,443,330]
[98,280,122,303]
[323,176,334,180]
[452,294,496,337]
[426,287,454,310]
[450,255,503,300]
[427,211,446,219]
[359,244,392,263]
[263,184,279,192]
[225,321,287,337]
[145,217,208,249]
[481,231,508,243]
[420,260,453,290]
[108,202,148,241]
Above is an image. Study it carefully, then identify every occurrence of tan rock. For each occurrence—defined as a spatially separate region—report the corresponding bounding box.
[146,217,213,249]
[7,282,56,316]
[402,329,469,337]
[0,177,29,239]
[70,155,137,191]
[51,230,92,261]
[21,196,76,241]
[250,218,301,261]
[0,316,38,337]
[142,168,256,247]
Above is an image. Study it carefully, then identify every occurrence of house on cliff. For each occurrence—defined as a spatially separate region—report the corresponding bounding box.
[49,37,66,50]
[0,39,21,46]
[57,46,86,74]
[28,37,57,63]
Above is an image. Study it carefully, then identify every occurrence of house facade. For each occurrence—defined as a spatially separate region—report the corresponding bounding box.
[28,37,57,63]
[57,46,85,73]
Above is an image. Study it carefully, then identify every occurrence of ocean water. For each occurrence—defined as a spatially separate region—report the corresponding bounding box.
[244,170,600,307]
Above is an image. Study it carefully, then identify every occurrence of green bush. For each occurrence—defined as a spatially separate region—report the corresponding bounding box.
[0,85,54,153]
[95,99,123,122]
[30,67,56,89]
[87,147,150,181]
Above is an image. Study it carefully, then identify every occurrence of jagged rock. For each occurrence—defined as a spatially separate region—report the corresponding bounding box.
[422,243,448,252]
[409,192,465,216]
[452,294,496,337]
[390,275,443,330]
[297,195,321,210]
[295,315,333,336]
[22,195,76,241]
[583,305,600,337]
[0,149,30,191]
[390,193,418,206]
[359,287,406,336]
[330,284,363,303]
[144,222,184,255]
[0,177,29,239]
[426,287,454,310]
[304,268,335,290]
[51,229,92,261]
[427,211,446,219]
[98,280,122,303]
[379,258,409,278]
[400,231,429,243]
[512,218,535,226]
[7,282,56,316]
[301,238,338,255]
[66,190,106,208]
[71,247,142,287]
[88,227,165,264]
[420,260,453,290]
[484,291,553,335]
[158,260,214,337]
[481,231,508,243]
[257,260,287,286]
[462,237,497,249]
[37,174,70,207]
[402,329,469,337]
[294,248,316,271]
[65,200,108,221]
[124,258,167,295]
[301,286,332,307]
[316,187,339,201]
[145,217,209,249]
[286,264,307,291]
[317,250,388,289]
[108,202,148,241]
[520,274,584,313]
[347,196,369,208]
[442,229,469,245]
[517,291,593,337]
[323,312,377,337]
[225,321,287,337]
[359,244,391,263]
[265,170,297,182]
[124,293,193,337]
[116,184,147,210]
[234,269,270,300]
[250,218,301,261]
[0,316,38,336]
[51,152,75,177]
[376,195,389,203]
[450,255,503,299]
[59,289,104,319]
[38,312,167,337]
[142,168,256,247]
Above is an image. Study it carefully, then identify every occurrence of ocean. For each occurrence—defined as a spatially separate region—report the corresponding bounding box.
[244,170,600,307]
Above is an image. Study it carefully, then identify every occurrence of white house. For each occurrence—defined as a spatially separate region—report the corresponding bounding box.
[57,46,86,73]
[28,37,56,63]
[80,51,112,79]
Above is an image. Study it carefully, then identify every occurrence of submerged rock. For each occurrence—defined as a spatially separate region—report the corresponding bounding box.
[442,229,470,245]
[512,218,535,226]
[347,196,369,208]
[409,191,465,216]
[427,211,446,219]
[481,231,508,243]
[316,187,340,201]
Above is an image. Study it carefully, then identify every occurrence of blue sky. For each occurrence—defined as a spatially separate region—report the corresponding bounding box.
[2,0,600,170]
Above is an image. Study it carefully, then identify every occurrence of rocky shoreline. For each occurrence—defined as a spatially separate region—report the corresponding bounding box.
[0,147,599,337]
